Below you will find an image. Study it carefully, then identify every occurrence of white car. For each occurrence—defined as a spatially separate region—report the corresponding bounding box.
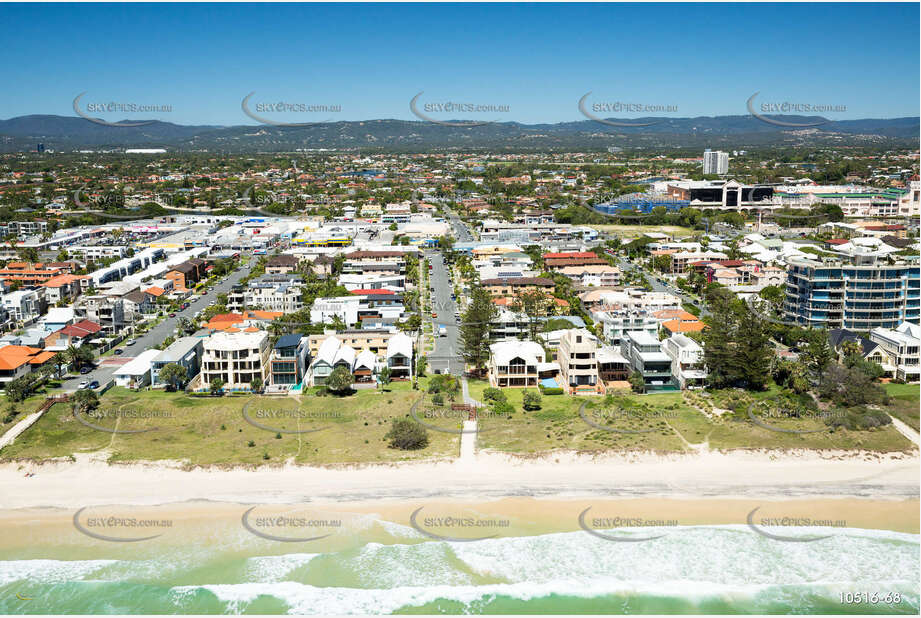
[126,339,137,346]
[78,380,90,389]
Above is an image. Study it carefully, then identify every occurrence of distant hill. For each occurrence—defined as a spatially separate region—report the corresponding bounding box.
[1,114,917,152]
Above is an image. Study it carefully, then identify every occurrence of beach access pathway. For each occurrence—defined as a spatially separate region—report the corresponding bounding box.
[459,378,481,464]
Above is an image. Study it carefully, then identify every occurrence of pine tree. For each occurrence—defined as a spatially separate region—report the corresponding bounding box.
[460,287,498,372]
[735,307,772,391]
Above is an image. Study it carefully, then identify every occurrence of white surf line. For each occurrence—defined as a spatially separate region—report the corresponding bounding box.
[888,415,920,447]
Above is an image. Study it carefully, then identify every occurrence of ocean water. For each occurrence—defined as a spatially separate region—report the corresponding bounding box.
[0,517,917,615]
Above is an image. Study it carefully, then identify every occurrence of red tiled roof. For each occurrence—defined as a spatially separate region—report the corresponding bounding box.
[60,319,102,338]
[349,288,396,295]
[542,252,596,259]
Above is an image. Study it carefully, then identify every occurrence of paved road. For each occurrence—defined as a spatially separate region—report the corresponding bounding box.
[426,251,464,376]
[445,208,474,243]
[58,260,257,392]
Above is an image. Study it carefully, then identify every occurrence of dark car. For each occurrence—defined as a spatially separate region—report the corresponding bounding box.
[88,380,100,390]
[113,348,124,355]
[79,366,92,375]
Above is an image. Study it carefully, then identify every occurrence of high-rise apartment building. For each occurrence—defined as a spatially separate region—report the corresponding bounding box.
[703,149,729,175]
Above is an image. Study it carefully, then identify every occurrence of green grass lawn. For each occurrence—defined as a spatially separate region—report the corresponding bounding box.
[468,381,914,454]
[689,386,913,452]
[884,383,921,431]
[470,381,699,453]
[4,379,914,465]
[1,382,458,466]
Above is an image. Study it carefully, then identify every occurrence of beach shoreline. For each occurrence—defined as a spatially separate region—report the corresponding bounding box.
[1,448,918,511]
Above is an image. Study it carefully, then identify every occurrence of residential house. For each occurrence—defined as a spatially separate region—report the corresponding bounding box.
[264,254,301,274]
[151,336,204,388]
[200,329,271,391]
[113,349,161,389]
[557,264,622,287]
[270,333,309,388]
[75,295,126,334]
[386,331,414,379]
[481,277,555,297]
[40,274,86,304]
[57,319,103,347]
[0,344,56,386]
[558,329,601,394]
[489,340,546,388]
[245,274,304,313]
[663,334,708,389]
[620,330,676,391]
[122,289,156,321]
[2,289,42,324]
[870,322,921,382]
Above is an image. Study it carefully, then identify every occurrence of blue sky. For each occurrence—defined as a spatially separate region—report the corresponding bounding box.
[2,3,918,125]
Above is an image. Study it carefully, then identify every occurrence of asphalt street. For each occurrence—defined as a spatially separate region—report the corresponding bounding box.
[59,260,257,392]
[426,251,464,375]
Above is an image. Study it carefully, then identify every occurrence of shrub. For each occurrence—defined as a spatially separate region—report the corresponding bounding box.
[492,400,515,416]
[385,418,429,450]
[540,386,564,395]
[523,390,542,411]
[482,387,506,403]
[432,392,444,406]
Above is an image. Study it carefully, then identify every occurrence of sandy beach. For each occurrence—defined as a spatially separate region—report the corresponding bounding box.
[1,448,918,510]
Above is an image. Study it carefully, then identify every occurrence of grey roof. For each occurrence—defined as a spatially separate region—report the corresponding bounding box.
[828,329,878,357]
[275,333,303,349]
[153,336,203,364]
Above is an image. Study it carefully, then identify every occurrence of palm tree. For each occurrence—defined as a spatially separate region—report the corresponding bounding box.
[71,389,98,415]
[65,345,81,373]
[50,352,66,379]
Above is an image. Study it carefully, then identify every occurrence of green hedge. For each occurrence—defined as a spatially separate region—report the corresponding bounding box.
[539,386,564,395]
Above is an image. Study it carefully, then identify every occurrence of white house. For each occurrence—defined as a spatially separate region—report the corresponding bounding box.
[200,329,271,391]
[870,322,921,382]
[662,334,708,389]
[489,340,546,388]
[113,349,161,389]
[310,296,360,326]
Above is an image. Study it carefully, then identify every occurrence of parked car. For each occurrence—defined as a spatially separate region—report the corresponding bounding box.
[79,366,92,375]
[126,339,137,346]
[113,348,124,355]
[88,380,100,390]
[78,380,90,389]
[169,312,176,317]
